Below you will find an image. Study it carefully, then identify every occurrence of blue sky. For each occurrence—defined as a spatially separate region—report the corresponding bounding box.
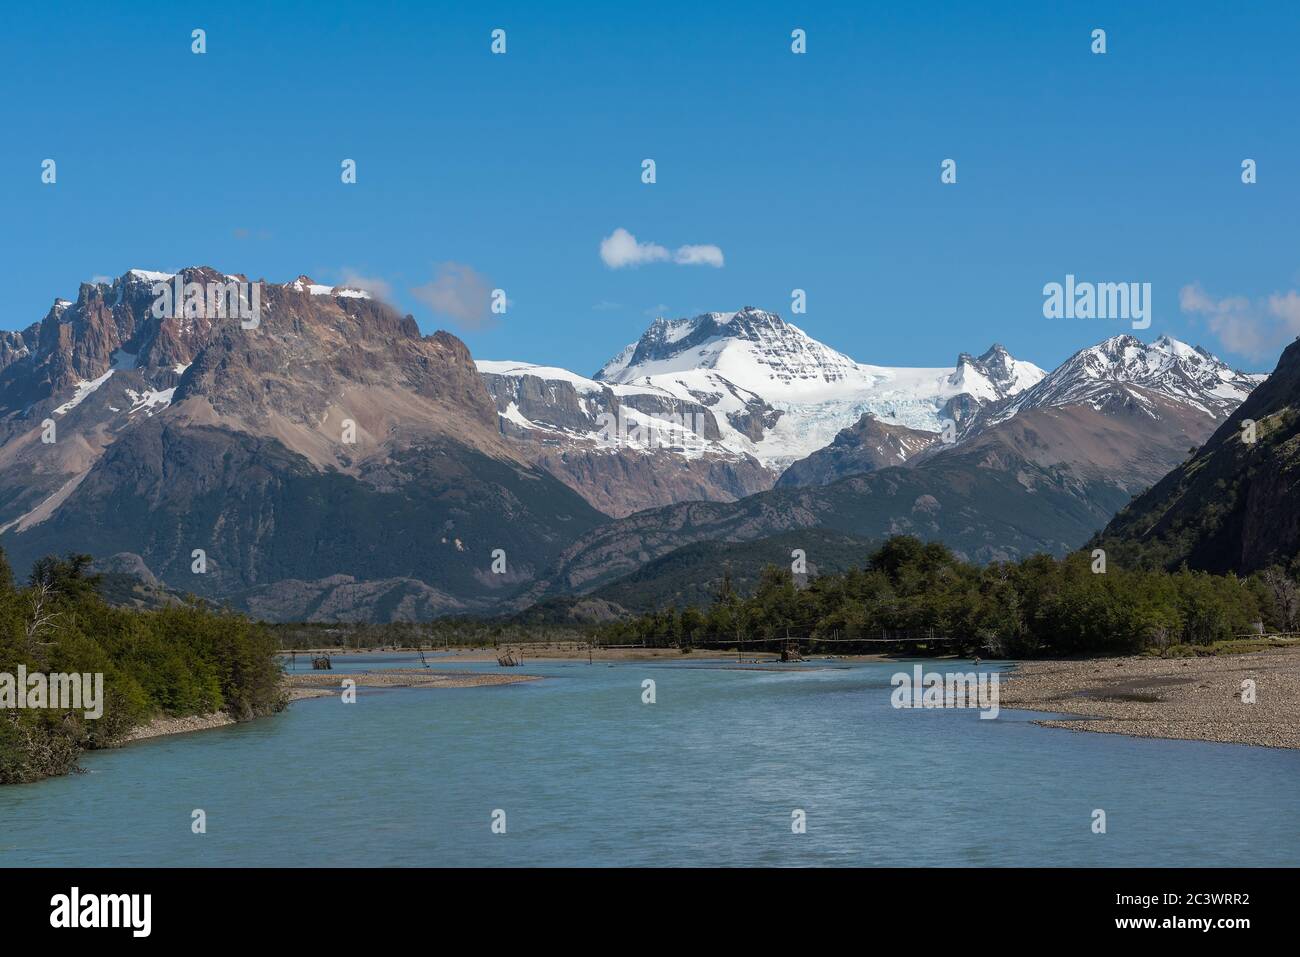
[2,1,1297,374]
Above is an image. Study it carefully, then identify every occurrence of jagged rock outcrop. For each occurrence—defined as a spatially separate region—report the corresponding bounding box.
[0,268,606,618]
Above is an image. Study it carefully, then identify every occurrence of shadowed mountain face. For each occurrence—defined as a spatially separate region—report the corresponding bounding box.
[1095,338,1300,574]
[0,268,606,618]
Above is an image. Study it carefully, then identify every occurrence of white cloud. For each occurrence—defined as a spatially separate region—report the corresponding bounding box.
[411,262,494,329]
[599,228,724,269]
[672,244,724,268]
[1180,281,1300,361]
[600,228,669,268]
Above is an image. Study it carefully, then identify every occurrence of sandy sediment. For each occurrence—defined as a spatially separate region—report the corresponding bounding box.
[283,668,540,700]
[999,647,1300,749]
[285,645,744,662]
[121,670,539,743]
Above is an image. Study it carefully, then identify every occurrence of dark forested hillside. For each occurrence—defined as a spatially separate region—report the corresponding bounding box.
[1095,338,1300,573]
[591,529,877,612]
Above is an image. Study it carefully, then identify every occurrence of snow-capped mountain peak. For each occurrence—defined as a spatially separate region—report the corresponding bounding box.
[126,268,176,283]
[947,343,1046,402]
[536,309,1040,470]
[981,334,1258,426]
[595,306,869,401]
[593,341,637,381]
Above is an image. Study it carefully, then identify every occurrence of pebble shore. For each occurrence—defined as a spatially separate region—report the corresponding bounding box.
[119,711,236,742]
[999,647,1300,749]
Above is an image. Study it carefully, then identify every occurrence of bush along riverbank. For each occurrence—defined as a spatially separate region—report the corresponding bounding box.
[0,551,286,785]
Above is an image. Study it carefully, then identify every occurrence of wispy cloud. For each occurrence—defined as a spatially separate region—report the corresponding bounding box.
[1180,281,1300,361]
[411,262,495,329]
[337,268,394,301]
[599,228,724,269]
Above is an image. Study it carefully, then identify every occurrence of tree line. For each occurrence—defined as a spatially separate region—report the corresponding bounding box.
[0,549,285,785]
[595,536,1299,657]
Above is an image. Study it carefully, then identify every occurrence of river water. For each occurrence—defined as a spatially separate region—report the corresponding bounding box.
[1,656,1296,866]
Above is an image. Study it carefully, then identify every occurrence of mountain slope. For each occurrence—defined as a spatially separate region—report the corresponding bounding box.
[775,333,1253,489]
[590,529,878,612]
[1094,338,1300,573]
[0,267,606,618]
[524,336,1261,599]
[0,273,1265,621]
[775,413,939,487]
[477,359,771,516]
[527,428,1142,600]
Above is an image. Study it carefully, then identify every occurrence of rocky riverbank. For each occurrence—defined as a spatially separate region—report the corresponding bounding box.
[999,647,1300,749]
[119,711,237,742]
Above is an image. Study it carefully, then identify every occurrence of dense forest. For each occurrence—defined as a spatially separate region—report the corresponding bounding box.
[0,549,285,785]
[595,535,1299,658]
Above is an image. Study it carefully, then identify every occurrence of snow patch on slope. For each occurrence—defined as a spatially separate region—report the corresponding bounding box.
[128,269,176,283]
[126,387,175,416]
[54,368,115,415]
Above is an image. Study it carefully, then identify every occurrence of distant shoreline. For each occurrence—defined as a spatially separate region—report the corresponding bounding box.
[998,647,1300,749]
[125,647,1300,751]
[282,668,540,700]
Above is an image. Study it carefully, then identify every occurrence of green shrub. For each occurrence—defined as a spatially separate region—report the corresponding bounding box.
[0,551,285,785]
